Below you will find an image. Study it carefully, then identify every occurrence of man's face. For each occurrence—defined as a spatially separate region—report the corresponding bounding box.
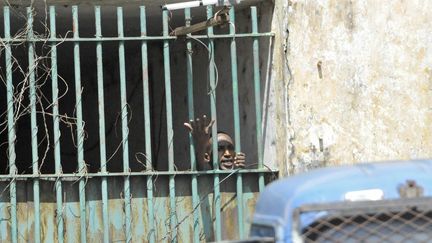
[207,133,235,170]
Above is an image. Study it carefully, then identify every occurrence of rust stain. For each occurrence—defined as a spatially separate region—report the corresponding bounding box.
[17,202,30,242]
[109,199,125,241]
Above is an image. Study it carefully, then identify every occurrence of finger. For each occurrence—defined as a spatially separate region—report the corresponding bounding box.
[201,115,208,130]
[235,162,245,168]
[205,119,215,133]
[195,118,200,129]
[184,123,193,132]
[189,119,196,129]
[238,161,246,167]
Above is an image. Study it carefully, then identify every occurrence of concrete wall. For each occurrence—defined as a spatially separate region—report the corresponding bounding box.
[269,0,432,175]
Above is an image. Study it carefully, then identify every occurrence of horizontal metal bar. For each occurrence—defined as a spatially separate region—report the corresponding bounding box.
[297,197,432,214]
[293,197,432,234]
[0,169,276,180]
[0,32,275,43]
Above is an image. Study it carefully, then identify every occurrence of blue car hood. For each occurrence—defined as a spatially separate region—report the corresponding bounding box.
[252,159,432,242]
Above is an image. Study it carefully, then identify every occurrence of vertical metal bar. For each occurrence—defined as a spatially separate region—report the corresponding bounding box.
[184,8,200,243]
[4,6,18,243]
[207,6,222,242]
[251,7,265,191]
[117,7,132,242]
[72,6,87,243]
[27,7,41,243]
[95,6,109,243]
[228,7,245,239]
[140,7,155,243]
[162,10,177,242]
[50,6,64,243]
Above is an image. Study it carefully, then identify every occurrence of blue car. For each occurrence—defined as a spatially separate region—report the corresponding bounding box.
[249,160,432,242]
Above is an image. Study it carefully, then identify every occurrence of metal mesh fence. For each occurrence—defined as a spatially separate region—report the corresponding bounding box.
[295,198,432,243]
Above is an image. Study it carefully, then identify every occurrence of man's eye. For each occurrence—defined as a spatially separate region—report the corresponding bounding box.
[228,145,234,150]
[218,147,224,151]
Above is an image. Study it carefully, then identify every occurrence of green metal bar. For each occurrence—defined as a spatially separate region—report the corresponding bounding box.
[4,6,18,243]
[0,169,274,180]
[50,6,64,243]
[27,7,41,243]
[116,7,132,242]
[162,10,177,242]
[0,33,274,43]
[94,6,109,243]
[184,8,200,243]
[228,7,245,239]
[206,6,222,242]
[189,33,274,39]
[251,7,265,191]
[72,6,87,243]
[140,7,156,243]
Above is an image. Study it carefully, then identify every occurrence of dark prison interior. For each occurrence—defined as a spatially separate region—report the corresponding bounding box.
[0,1,274,174]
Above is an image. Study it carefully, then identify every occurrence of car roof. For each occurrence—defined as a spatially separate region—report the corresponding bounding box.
[252,159,432,239]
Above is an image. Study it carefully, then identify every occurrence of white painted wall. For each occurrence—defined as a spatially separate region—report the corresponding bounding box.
[269,0,432,175]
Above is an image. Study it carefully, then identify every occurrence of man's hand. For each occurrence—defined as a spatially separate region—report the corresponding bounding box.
[234,152,246,169]
[184,115,215,144]
[184,115,215,170]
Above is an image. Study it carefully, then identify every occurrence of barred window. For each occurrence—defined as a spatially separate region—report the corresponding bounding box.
[0,1,276,242]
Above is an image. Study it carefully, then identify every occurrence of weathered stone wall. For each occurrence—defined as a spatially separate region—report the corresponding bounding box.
[269,0,432,175]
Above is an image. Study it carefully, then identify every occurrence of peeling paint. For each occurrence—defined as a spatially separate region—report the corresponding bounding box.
[0,175,265,242]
